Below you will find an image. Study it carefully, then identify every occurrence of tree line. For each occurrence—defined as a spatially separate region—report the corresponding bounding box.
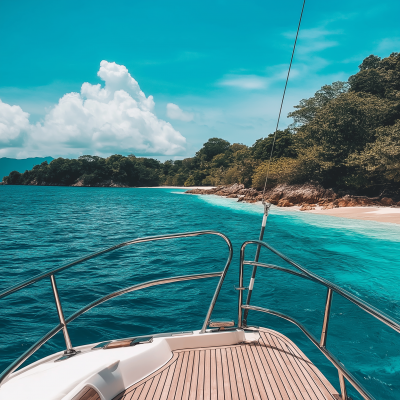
[3,52,400,197]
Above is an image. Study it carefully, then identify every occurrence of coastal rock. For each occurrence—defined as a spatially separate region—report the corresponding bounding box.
[267,192,283,205]
[72,179,84,187]
[263,183,336,205]
[277,199,293,207]
[185,183,398,209]
[322,203,336,210]
[300,204,315,211]
[223,183,245,194]
[380,197,394,206]
[71,179,129,188]
[186,188,204,194]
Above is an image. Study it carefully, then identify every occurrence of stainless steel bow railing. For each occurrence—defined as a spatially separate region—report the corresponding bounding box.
[0,230,233,386]
[238,239,400,400]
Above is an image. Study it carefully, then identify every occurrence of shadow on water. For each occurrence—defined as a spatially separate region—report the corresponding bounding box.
[0,186,400,399]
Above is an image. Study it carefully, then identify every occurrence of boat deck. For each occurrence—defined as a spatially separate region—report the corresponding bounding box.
[113,328,340,400]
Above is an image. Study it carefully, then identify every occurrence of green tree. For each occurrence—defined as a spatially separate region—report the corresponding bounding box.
[195,138,231,162]
[288,81,349,126]
[347,120,400,187]
[251,129,296,160]
[4,170,22,184]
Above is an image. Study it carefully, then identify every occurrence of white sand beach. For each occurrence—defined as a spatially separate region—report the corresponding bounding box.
[287,205,400,224]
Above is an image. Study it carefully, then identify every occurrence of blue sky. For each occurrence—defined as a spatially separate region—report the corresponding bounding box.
[0,0,399,159]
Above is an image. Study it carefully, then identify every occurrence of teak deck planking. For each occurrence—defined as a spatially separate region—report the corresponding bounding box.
[111,328,340,400]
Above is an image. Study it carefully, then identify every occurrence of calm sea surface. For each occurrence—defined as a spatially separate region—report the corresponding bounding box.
[1,186,399,399]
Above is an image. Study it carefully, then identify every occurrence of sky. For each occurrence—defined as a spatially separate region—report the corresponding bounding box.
[0,0,399,160]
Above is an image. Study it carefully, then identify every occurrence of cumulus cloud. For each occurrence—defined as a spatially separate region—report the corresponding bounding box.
[0,100,30,146]
[166,103,194,121]
[0,61,186,157]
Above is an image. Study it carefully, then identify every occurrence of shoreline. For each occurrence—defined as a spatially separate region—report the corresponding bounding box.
[185,184,400,225]
[281,204,400,225]
[146,186,400,225]
[184,189,400,225]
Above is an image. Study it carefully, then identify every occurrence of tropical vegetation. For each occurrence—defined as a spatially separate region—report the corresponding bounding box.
[3,52,400,197]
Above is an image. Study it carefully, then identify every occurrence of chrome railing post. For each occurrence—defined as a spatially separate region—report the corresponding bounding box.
[200,235,233,333]
[338,370,348,400]
[242,203,270,326]
[320,288,333,347]
[49,275,75,354]
[238,247,245,328]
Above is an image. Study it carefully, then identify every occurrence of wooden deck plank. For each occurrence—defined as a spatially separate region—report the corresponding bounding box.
[248,343,280,399]
[267,329,337,394]
[166,353,184,400]
[260,331,303,399]
[159,364,177,400]
[196,350,205,400]
[246,343,276,400]
[182,351,195,400]
[220,348,232,400]
[269,332,315,400]
[225,347,239,400]
[265,332,310,399]
[239,345,262,400]
[272,333,323,400]
[112,328,339,400]
[152,368,169,400]
[210,349,218,399]
[204,349,211,400]
[272,332,337,400]
[174,351,189,400]
[136,379,153,400]
[216,349,225,400]
[232,345,252,400]
[142,373,162,400]
[189,350,200,400]
[256,334,290,400]
[72,386,101,400]
[229,346,246,399]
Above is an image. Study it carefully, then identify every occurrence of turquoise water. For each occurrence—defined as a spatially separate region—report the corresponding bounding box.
[0,186,399,399]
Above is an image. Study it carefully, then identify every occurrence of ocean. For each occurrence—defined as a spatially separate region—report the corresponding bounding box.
[0,186,399,399]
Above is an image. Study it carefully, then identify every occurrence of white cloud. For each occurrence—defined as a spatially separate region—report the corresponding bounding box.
[0,61,186,158]
[0,100,30,146]
[284,27,340,56]
[166,103,194,121]
[218,75,268,90]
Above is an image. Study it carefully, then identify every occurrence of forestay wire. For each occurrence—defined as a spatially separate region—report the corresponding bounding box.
[242,0,307,327]
[261,0,306,204]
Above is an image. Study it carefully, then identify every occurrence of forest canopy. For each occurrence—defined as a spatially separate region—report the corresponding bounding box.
[3,52,400,197]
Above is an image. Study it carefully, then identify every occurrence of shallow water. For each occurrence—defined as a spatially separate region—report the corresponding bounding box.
[0,186,399,399]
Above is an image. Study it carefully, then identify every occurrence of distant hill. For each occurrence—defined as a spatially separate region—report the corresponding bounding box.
[0,157,54,180]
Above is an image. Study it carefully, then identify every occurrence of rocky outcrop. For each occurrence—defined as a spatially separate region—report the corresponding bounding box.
[71,179,129,188]
[186,183,399,210]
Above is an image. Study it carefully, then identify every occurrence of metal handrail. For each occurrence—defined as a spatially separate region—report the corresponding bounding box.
[0,272,221,386]
[241,304,375,400]
[0,230,231,299]
[0,230,233,386]
[239,240,400,333]
[238,239,400,400]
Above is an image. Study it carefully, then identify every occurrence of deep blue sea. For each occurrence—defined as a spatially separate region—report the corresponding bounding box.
[1,186,400,399]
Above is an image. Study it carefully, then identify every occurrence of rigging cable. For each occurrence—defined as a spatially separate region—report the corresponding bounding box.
[261,0,306,204]
[242,0,306,326]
